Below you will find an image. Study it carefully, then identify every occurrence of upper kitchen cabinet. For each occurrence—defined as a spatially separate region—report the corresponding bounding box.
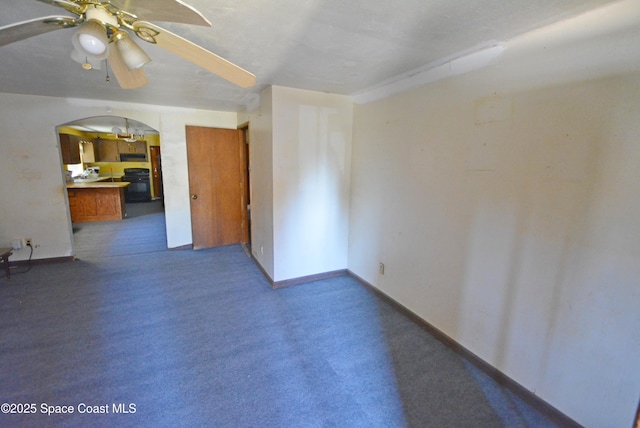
[118,141,147,155]
[118,140,148,162]
[81,141,95,163]
[94,139,148,162]
[95,140,119,162]
[59,134,81,164]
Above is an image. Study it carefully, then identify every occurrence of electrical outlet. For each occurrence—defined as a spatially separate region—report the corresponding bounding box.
[379,262,385,275]
[25,238,33,247]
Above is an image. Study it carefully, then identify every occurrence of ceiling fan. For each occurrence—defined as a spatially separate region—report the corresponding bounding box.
[0,0,256,89]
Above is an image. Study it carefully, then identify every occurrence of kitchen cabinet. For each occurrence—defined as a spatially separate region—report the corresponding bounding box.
[81,141,95,162]
[60,134,81,164]
[67,182,129,222]
[118,141,147,155]
[92,139,149,162]
[95,140,119,162]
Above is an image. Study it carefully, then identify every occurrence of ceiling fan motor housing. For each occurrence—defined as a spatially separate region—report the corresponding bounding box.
[85,6,119,28]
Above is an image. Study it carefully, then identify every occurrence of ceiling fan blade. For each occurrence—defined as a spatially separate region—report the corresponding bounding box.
[110,0,211,26]
[108,47,148,89]
[0,16,79,46]
[33,0,85,15]
[133,21,256,88]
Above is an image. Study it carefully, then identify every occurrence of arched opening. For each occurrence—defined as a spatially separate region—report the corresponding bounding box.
[58,115,166,256]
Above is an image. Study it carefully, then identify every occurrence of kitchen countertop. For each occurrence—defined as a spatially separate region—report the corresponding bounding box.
[72,176,108,183]
[66,182,130,189]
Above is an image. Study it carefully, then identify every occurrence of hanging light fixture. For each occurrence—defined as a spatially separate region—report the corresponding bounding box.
[112,119,139,142]
[112,30,151,70]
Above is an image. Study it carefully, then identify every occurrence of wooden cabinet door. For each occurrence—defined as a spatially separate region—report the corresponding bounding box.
[67,188,126,222]
[67,189,83,221]
[96,140,119,162]
[133,141,147,154]
[81,142,95,162]
[117,140,147,159]
[117,140,146,153]
[60,134,81,164]
[117,140,130,154]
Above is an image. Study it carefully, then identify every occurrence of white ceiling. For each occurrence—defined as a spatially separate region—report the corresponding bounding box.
[60,115,159,135]
[0,0,623,112]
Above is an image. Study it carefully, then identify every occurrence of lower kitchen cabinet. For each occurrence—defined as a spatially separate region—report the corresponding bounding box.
[67,183,129,222]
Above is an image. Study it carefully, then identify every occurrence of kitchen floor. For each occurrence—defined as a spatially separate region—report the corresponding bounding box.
[73,200,166,260]
[125,200,164,218]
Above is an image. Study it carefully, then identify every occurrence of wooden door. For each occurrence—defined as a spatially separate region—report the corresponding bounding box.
[150,146,163,200]
[186,126,248,249]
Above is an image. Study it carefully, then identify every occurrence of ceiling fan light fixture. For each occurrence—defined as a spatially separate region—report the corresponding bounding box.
[114,31,152,70]
[72,20,110,60]
[0,1,254,90]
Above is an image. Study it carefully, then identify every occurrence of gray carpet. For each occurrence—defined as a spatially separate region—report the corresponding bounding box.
[1,201,562,427]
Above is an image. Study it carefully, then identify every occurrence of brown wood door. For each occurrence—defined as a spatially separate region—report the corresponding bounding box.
[186,126,248,249]
[150,146,163,199]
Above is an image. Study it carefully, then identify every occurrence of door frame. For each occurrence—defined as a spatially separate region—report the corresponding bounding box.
[238,121,252,252]
[149,145,163,201]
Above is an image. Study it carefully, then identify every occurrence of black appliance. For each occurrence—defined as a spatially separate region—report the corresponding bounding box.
[122,168,151,202]
[120,153,147,162]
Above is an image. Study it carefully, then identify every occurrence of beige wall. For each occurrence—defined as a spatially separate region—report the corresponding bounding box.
[271,86,353,281]
[349,67,640,427]
[348,4,640,424]
[244,86,353,282]
[244,87,276,278]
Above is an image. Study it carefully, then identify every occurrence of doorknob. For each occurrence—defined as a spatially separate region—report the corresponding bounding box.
[191,194,198,200]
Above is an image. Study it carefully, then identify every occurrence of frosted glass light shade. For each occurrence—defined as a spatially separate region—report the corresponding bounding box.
[72,21,109,60]
[115,32,151,70]
[70,49,102,70]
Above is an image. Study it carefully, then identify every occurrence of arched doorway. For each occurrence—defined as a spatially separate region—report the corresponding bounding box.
[58,115,166,255]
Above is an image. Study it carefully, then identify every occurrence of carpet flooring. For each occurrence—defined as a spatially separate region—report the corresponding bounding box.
[1,201,563,427]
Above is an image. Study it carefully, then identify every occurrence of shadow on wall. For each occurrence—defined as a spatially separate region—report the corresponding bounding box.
[350,69,640,426]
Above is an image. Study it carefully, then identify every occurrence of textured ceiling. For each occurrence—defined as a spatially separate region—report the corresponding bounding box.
[0,0,623,112]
